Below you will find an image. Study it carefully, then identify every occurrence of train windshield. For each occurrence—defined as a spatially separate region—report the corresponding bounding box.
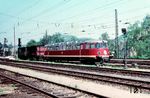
[96,42,107,48]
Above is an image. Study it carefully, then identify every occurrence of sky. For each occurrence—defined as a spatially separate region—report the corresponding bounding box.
[0,0,150,45]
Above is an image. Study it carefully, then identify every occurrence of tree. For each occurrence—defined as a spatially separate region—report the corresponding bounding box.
[108,39,115,53]
[124,15,150,59]
[51,33,64,43]
[38,33,65,45]
[99,32,115,54]
[39,33,51,45]
[142,15,150,33]
[0,42,2,49]
[100,32,109,41]
[62,34,78,42]
[26,40,37,47]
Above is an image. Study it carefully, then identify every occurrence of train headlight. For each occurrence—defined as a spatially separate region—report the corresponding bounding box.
[104,50,107,55]
[97,51,101,56]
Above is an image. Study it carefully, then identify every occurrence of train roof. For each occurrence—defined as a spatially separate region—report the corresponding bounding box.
[83,40,107,43]
[45,40,107,47]
[18,45,44,48]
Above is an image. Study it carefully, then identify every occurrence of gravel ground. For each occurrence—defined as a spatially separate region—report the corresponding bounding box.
[0,76,50,98]
[1,70,97,98]
[0,64,150,98]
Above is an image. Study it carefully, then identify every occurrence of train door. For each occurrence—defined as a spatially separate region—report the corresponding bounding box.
[80,43,84,59]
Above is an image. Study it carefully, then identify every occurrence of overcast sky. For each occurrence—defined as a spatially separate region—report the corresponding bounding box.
[0,0,150,45]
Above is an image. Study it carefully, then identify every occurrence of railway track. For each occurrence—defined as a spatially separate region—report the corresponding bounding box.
[0,75,50,98]
[109,59,150,68]
[0,68,103,98]
[1,59,150,77]
[0,73,53,98]
[111,59,150,64]
[0,59,150,94]
[1,57,150,69]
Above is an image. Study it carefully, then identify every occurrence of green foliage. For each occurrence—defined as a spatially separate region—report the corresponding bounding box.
[125,15,150,59]
[0,42,2,49]
[27,33,81,46]
[100,32,109,41]
[31,32,92,46]
[99,32,114,51]
[38,33,64,45]
[108,39,115,52]
[51,33,64,43]
[38,32,50,45]
[26,39,37,47]
[63,35,79,42]
[99,15,150,59]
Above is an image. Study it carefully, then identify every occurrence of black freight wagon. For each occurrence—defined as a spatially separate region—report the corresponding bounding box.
[18,46,37,60]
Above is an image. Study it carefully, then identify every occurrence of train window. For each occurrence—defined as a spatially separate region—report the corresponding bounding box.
[51,46,54,50]
[71,45,74,50]
[66,45,69,50]
[66,44,71,50]
[85,43,90,49]
[54,46,57,50]
[68,45,71,50]
[63,45,66,50]
[48,46,51,50]
[72,45,76,50]
[60,45,63,50]
[80,44,84,49]
[90,43,95,49]
[96,43,101,48]
[50,47,52,50]
[56,46,59,50]
[102,42,107,48]
[76,45,80,49]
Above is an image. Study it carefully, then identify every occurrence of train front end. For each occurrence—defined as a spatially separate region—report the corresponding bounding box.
[94,41,112,64]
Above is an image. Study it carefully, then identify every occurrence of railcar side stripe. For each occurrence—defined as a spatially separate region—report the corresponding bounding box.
[43,55,97,58]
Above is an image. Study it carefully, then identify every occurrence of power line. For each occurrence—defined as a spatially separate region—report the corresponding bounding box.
[17,0,41,15]
[63,0,131,24]
[20,0,72,25]
[55,0,127,22]
[0,0,71,28]
[0,0,41,25]
[1,0,147,28]
[36,0,89,20]
[1,0,150,37]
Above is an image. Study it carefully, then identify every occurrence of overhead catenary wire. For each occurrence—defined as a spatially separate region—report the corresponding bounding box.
[3,0,122,30]
[1,0,149,29]
[55,0,127,22]
[19,0,72,25]
[1,0,150,44]
[0,0,41,26]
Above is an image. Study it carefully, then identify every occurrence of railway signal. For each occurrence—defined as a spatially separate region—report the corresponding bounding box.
[122,28,127,35]
[18,38,21,48]
[3,38,7,56]
[122,28,128,68]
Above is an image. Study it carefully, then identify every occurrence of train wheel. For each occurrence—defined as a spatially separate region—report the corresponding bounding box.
[80,60,86,64]
[100,58,104,64]
[95,62,102,67]
[95,58,104,67]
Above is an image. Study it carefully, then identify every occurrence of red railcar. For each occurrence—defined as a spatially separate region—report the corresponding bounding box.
[18,40,112,65]
[43,40,112,65]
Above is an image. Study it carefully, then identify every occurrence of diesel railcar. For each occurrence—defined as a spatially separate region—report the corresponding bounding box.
[18,40,113,65]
